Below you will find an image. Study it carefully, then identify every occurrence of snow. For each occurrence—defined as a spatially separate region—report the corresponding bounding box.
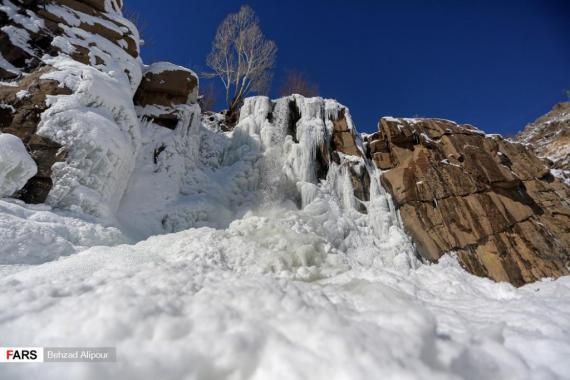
[145,61,195,75]
[551,169,570,186]
[0,199,128,265]
[0,133,37,197]
[0,227,569,379]
[15,89,29,99]
[0,51,20,76]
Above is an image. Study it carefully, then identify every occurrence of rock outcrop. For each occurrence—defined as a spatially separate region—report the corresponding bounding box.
[364,117,570,285]
[515,102,570,183]
[134,62,199,129]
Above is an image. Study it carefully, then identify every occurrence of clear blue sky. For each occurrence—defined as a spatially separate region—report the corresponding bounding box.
[126,0,569,135]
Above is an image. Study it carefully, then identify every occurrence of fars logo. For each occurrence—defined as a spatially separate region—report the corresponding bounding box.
[0,347,44,363]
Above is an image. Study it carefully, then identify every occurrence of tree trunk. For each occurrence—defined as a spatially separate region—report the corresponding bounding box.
[223,96,243,130]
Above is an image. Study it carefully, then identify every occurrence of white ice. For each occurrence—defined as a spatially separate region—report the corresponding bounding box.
[0,133,37,197]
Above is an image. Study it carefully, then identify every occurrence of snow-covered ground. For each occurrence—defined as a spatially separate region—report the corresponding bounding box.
[1,95,569,379]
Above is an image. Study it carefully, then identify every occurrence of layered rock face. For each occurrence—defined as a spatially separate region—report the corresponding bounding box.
[364,117,570,285]
[515,102,570,183]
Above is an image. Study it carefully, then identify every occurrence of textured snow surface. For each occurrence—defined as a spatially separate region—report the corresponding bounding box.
[145,61,195,75]
[0,133,37,197]
[1,96,569,379]
[0,228,569,379]
[0,199,128,265]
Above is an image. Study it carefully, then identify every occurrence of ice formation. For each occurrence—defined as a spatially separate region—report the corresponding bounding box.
[119,95,415,274]
[0,133,37,197]
[37,57,141,219]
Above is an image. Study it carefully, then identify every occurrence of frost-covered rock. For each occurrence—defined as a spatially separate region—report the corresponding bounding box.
[134,62,199,109]
[37,57,141,218]
[0,133,37,197]
[0,0,142,214]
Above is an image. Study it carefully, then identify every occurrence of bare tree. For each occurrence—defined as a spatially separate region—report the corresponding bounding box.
[205,6,277,120]
[123,7,149,45]
[198,82,218,112]
[279,70,319,97]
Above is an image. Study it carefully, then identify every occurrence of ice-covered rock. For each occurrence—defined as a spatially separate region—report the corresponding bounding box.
[0,0,142,214]
[134,62,199,109]
[119,94,411,271]
[0,133,37,197]
[36,57,141,218]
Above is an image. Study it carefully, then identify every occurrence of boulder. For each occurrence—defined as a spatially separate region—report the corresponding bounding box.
[369,117,570,286]
[134,62,199,108]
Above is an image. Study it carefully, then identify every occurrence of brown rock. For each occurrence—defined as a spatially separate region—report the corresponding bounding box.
[134,63,199,108]
[331,109,361,157]
[371,117,570,286]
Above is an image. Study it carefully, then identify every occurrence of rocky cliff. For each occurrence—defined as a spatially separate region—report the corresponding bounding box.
[364,118,570,285]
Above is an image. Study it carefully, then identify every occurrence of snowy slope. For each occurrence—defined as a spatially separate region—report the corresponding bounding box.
[1,94,570,379]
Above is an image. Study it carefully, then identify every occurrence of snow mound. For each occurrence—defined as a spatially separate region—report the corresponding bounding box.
[0,133,37,197]
[0,199,129,265]
[144,61,195,75]
[0,224,569,379]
